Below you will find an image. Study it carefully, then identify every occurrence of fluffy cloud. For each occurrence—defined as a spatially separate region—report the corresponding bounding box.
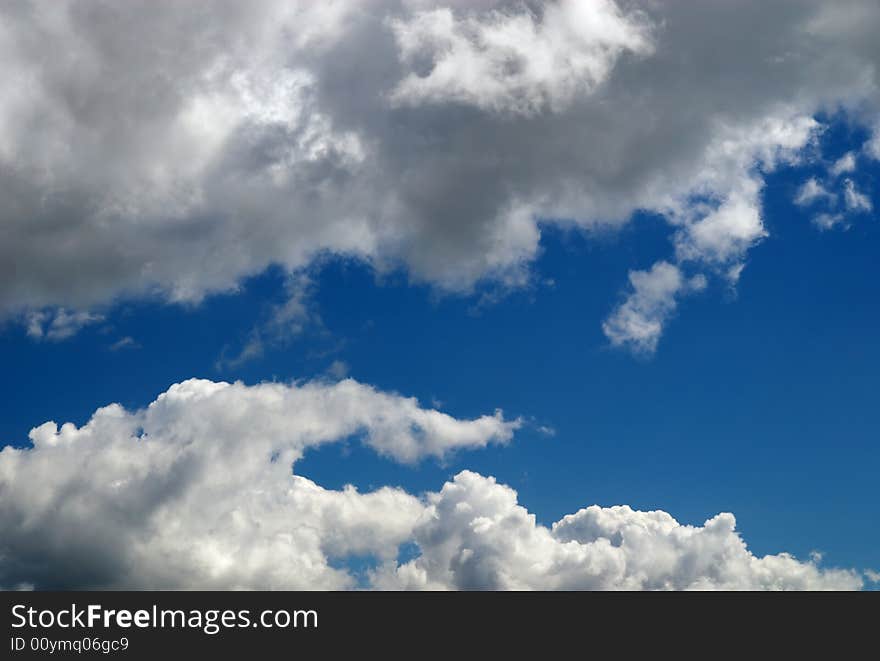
[0,378,516,588]
[0,379,861,590]
[378,471,860,590]
[674,184,767,267]
[388,0,652,115]
[602,261,705,354]
[1,0,880,351]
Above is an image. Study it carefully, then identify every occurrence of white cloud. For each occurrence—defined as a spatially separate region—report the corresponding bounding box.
[829,151,857,177]
[602,261,705,355]
[0,382,861,590]
[812,213,848,231]
[794,170,871,232]
[377,471,861,590]
[726,263,747,286]
[388,0,652,115]
[794,178,836,207]
[109,336,139,351]
[0,378,516,588]
[843,179,873,212]
[675,183,768,266]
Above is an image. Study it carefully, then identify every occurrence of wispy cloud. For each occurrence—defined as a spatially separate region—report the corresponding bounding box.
[25,309,103,341]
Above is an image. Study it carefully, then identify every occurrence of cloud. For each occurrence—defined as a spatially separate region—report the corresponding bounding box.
[0,377,516,588]
[109,336,139,351]
[829,151,857,177]
[388,0,652,115]
[674,183,768,267]
[326,360,350,380]
[843,179,873,212]
[793,165,872,233]
[867,125,880,160]
[0,381,861,590]
[602,261,705,355]
[25,308,104,341]
[376,471,861,590]
[812,213,848,232]
[794,178,836,207]
[1,0,879,349]
[217,273,318,368]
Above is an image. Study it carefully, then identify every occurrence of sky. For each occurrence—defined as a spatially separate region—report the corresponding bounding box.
[0,0,878,590]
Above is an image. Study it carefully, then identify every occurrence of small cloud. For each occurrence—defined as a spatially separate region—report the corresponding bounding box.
[603,261,705,356]
[25,308,103,341]
[689,273,708,292]
[326,360,349,380]
[793,177,835,207]
[109,336,139,351]
[811,213,848,231]
[218,273,320,369]
[843,179,872,213]
[865,569,880,583]
[829,151,856,177]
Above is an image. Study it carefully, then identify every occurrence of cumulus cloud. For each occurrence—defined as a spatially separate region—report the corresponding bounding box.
[668,116,819,278]
[1,0,880,349]
[602,261,705,354]
[674,184,767,267]
[376,471,860,590]
[388,0,652,115]
[0,378,516,588]
[0,381,861,590]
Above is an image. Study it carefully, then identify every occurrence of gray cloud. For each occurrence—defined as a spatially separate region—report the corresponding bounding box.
[0,1,879,351]
[25,308,104,341]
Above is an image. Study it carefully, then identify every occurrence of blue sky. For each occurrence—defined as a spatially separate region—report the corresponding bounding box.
[3,114,877,577]
[2,0,879,590]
